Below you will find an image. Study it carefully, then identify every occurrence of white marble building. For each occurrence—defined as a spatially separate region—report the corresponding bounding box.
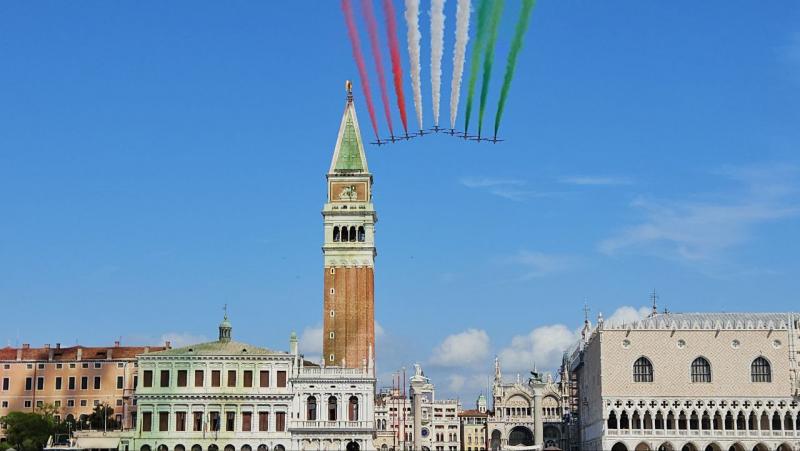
[132,314,374,451]
[570,310,800,451]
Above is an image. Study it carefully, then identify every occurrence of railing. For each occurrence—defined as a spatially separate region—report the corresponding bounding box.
[289,420,374,431]
[608,429,800,438]
[297,368,372,376]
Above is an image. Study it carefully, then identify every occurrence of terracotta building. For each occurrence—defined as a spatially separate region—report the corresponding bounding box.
[0,341,166,436]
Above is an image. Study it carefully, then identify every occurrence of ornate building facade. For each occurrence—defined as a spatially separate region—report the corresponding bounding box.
[570,311,800,451]
[487,358,571,450]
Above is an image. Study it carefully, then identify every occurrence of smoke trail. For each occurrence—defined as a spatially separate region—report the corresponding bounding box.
[361,0,394,137]
[494,0,536,137]
[382,0,409,135]
[448,0,470,130]
[477,0,504,137]
[404,0,423,130]
[463,0,492,133]
[342,0,380,139]
[429,0,445,127]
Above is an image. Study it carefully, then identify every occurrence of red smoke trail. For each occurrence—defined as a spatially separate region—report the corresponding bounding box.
[382,0,409,135]
[342,0,380,139]
[361,0,394,137]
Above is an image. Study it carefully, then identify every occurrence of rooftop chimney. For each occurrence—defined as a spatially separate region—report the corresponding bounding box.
[56,343,61,349]
[165,341,171,349]
[22,343,30,349]
[114,341,120,348]
[16,349,22,361]
[107,348,113,360]
[76,348,82,361]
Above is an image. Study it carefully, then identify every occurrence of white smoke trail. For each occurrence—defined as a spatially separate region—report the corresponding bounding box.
[429,0,445,127]
[449,0,470,130]
[404,0,423,130]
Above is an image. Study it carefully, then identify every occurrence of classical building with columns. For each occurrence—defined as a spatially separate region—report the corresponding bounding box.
[569,311,800,451]
[487,358,572,451]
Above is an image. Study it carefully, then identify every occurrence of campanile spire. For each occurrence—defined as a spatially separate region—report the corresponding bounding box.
[321,82,377,369]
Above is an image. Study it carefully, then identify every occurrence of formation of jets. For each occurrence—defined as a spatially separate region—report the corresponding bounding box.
[370,127,503,146]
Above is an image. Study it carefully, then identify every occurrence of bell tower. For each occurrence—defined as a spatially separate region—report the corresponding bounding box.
[322,81,376,369]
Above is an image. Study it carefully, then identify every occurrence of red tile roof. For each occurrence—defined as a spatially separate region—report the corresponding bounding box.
[0,345,167,361]
[459,409,489,417]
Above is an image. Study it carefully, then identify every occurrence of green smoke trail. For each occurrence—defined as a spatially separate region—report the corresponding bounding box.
[477,0,504,137]
[463,0,492,133]
[493,0,536,137]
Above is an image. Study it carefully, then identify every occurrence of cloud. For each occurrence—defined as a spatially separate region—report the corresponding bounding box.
[559,176,633,186]
[429,329,490,368]
[498,324,578,373]
[503,250,575,279]
[603,305,651,327]
[123,332,209,348]
[299,325,323,358]
[459,177,552,201]
[460,177,525,188]
[599,164,799,261]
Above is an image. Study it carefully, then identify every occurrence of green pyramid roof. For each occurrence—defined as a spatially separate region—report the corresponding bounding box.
[330,97,368,174]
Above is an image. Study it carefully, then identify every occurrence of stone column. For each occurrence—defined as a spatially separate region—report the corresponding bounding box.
[533,391,544,447]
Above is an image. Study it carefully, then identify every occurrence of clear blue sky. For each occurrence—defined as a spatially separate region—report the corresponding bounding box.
[1,1,799,400]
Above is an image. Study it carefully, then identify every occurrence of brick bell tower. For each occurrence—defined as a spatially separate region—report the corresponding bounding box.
[322,81,376,369]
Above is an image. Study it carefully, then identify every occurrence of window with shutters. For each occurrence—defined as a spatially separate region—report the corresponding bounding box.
[242,412,252,432]
[143,371,153,387]
[159,412,169,431]
[258,412,269,431]
[275,412,286,432]
[160,370,170,387]
[175,412,186,432]
[210,412,220,431]
[142,412,152,432]
[194,370,204,387]
[116,376,123,390]
[177,370,187,387]
[193,412,203,431]
[211,370,221,387]
[226,412,235,431]
[276,371,287,387]
[260,370,269,387]
[243,370,253,387]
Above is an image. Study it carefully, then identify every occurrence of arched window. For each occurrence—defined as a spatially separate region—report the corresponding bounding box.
[607,411,618,429]
[307,396,317,421]
[691,357,711,383]
[328,396,338,421]
[751,357,771,382]
[633,357,654,382]
[341,227,349,242]
[349,226,356,242]
[192,445,202,451]
[349,396,359,421]
[333,227,340,242]
[141,446,151,451]
[357,226,365,242]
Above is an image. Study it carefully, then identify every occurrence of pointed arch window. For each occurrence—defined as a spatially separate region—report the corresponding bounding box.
[751,357,771,382]
[633,357,653,382]
[691,357,711,383]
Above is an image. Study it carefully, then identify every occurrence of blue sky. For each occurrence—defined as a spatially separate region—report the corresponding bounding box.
[1,1,799,401]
